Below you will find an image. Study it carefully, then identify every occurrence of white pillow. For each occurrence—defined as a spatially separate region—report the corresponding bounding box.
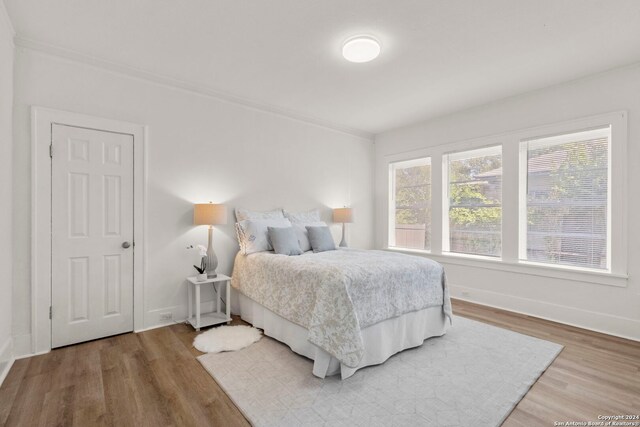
[292,221,327,252]
[284,209,321,223]
[235,218,292,254]
[235,208,285,222]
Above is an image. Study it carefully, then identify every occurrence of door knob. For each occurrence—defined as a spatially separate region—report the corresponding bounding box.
[122,241,131,249]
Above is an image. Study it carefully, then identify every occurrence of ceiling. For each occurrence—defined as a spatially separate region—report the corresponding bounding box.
[5,0,640,135]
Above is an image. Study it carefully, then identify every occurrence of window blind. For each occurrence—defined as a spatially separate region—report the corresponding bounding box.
[446,146,502,257]
[524,127,610,270]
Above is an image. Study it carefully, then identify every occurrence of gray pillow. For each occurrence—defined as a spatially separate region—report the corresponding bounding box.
[305,226,336,253]
[267,226,303,256]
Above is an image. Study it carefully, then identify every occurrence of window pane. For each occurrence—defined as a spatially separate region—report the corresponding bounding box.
[447,147,502,257]
[390,158,431,250]
[525,128,609,270]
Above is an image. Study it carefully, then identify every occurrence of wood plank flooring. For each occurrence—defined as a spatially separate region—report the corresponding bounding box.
[454,301,640,427]
[1,299,638,426]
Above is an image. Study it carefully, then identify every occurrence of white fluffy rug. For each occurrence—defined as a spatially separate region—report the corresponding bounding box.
[193,325,262,353]
[198,316,562,427]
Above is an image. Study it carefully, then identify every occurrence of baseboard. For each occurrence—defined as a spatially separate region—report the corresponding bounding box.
[10,333,54,360]
[12,301,223,355]
[11,333,33,358]
[0,337,15,387]
[142,299,224,332]
[449,283,640,342]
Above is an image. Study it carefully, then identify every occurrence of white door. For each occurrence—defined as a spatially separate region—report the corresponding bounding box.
[51,124,134,348]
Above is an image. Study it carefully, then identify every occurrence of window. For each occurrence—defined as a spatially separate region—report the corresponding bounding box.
[389,158,431,250]
[386,112,625,283]
[521,127,610,270]
[444,146,502,257]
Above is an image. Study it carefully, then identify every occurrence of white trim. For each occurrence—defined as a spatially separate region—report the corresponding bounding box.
[441,155,450,252]
[11,334,32,358]
[608,112,628,275]
[606,126,612,273]
[523,126,610,147]
[15,37,373,140]
[143,299,222,333]
[391,157,431,170]
[14,349,50,360]
[517,143,528,259]
[387,157,432,248]
[442,143,503,257]
[134,323,179,334]
[450,290,640,343]
[518,125,613,272]
[0,0,14,387]
[382,111,628,161]
[31,106,147,355]
[381,111,628,285]
[430,153,443,254]
[501,138,519,263]
[388,247,628,287]
[0,357,14,386]
[0,0,15,42]
[387,163,396,247]
[142,306,185,332]
[0,337,14,387]
[445,144,501,161]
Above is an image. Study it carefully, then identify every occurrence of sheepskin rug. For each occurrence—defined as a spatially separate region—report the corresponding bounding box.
[193,325,262,353]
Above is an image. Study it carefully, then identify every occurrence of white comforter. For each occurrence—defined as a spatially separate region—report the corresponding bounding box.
[231,248,452,368]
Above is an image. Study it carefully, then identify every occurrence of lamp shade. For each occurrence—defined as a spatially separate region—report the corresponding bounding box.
[333,207,353,223]
[193,203,227,225]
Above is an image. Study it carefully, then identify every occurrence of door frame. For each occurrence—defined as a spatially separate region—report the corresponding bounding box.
[32,106,147,355]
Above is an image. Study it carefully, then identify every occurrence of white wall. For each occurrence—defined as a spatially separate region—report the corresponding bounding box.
[375,64,640,341]
[12,48,374,356]
[0,3,14,380]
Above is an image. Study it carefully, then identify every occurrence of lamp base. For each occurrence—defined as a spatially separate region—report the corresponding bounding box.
[339,223,348,247]
[206,226,219,279]
[206,250,218,278]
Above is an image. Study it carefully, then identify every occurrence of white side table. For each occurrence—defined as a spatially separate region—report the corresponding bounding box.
[186,274,231,331]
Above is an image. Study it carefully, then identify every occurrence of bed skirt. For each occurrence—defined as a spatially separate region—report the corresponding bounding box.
[237,292,449,379]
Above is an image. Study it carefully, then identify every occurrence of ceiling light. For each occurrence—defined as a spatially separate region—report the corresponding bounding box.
[342,36,381,63]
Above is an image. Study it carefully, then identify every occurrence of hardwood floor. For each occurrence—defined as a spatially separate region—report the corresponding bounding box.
[454,301,640,427]
[1,300,638,426]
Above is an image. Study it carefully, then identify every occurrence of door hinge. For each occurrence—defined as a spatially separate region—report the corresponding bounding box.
[49,306,52,319]
[49,144,53,158]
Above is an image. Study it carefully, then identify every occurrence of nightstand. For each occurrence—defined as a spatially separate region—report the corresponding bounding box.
[186,274,231,331]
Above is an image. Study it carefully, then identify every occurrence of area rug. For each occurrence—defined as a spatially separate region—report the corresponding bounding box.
[193,325,262,353]
[197,316,562,427]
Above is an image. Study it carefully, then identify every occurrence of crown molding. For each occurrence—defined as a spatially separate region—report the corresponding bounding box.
[0,1,15,43]
[14,36,373,140]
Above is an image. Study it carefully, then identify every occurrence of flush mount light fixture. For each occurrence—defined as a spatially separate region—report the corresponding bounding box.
[342,35,381,63]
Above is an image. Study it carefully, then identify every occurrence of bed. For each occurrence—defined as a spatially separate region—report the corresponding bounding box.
[231,247,452,379]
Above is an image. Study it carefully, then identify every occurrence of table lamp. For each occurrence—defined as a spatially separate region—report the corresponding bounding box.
[333,207,354,247]
[193,202,227,278]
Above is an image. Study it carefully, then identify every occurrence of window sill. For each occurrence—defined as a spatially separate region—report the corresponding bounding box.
[386,247,628,288]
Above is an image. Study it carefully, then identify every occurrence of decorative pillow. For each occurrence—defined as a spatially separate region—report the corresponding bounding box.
[236,218,291,254]
[235,208,285,222]
[292,221,326,252]
[306,226,336,253]
[283,209,321,223]
[267,227,303,256]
